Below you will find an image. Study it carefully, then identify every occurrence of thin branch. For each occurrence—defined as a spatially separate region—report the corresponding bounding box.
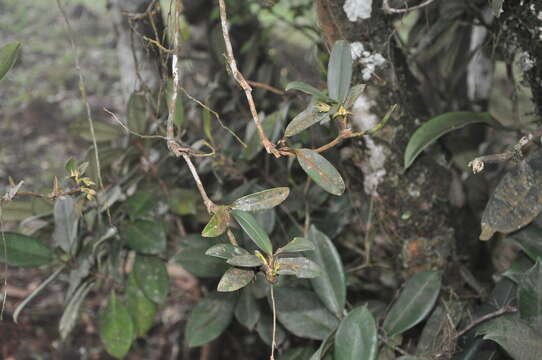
[270,285,278,360]
[1,188,82,201]
[143,35,174,54]
[217,0,280,157]
[56,0,104,191]
[468,131,542,174]
[383,0,438,14]
[181,154,215,213]
[456,306,517,338]
[247,80,285,96]
[166,0,182,146]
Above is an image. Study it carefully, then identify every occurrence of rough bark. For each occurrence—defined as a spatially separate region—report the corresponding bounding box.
[316,0,455,277]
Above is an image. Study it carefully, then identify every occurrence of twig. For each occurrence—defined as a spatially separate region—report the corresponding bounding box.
[468,132,540,173]
[383,0,438,14]
[1,188,81,201]
[456,306,517,338]
[270,285,278,360]
[247,80,285,96]
[56,0,104,192]
[166,0,182,145]
[217,0,280,157]
[143,35,174,54]
[181,154,215,213]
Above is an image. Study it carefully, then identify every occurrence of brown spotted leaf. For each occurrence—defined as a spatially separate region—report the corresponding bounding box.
[480,149,542,240]
[202,206,230,238]
[277,257,321,278]
[217,268,255,292]
[295,149,345,196]
[231,187,290,211]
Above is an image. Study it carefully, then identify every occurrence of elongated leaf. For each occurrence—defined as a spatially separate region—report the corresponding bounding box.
[173,235,229,278]
[0,42,21,81]
[231,210,273,256]
[0,197,53,221]
[133,255,169,304]
[478,315,542,360]
[344,84,366,109]
[327,40,352,102]
[127,92,148,134]
[59,280,94,340]
[383,270,442,336]
[121,220,166,255]
[231,187,290,211]
[285,81,330,100]
[285,108,330,137]
[202,206,230,237]
[404,112,493,170]
[125,272,156,337]
[100,292,134,359]
[13,265,66,323]
[205,243,249,259]
[53,196,79,254]
[310,329,335,360]
[282,347,316,360]
[69,120,124,142]
[227,254,264,267]
[275,287,339,340]
[296,149,345,196]
[186,292,237,347]
[518,260,542,321]
[217,267,255,292]
[277,237,315,254]
[0,232,53,267]
[235,287,261,330]
[126,191,156,219]
[508,225,542,261]
[277,257,321,278]
[334,306,378,360]
[306,226,346,317]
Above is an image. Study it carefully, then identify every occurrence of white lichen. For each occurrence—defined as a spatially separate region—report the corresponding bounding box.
[360,52,386,81]
[350,41,364,60]
[351,95,389,195]
[520,51,535,72]
[343,0,373,22]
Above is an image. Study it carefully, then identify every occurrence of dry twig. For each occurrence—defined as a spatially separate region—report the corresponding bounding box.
[383,0,437,14]
[217,0,280,157]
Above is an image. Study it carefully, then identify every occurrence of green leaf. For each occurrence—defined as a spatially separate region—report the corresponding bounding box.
[285,81,330,100]
[121,220,166,255]
[235,287,261,330]
[0,198,53,221]
[126,191,156,219]
[227,254,264,267]
[275,287,339,340]
[100,292,134,359]
[205,243,250,259]
[65,158,77,174]
[125,272,156,337]
[231,210,273,256]
[334,306,378,360]
[68,120,124,142]
[59,280,94,340]
[306,226,346,317]
[327,40,353,102]
[508,225,542,261]
[256,313,287,346]
[0,42,21,81]
[277,257,321,278]
[383,270,442,336]
[173,235,230,278]
[282,347,316,360]
[344,84,366,109]
[478,315,542,360]
[0,232,53,267]
[296,149,345,196]
[518,260,542,321]
[217,267,255,292]
[242,110,284,160]
[53,196,79,254]
[231,187,290,211]
[202,206,230,237]
[133,255,169,304]
[285,108,330,137]
[186,292,237,347]
[168,188,200,215]
[277,237,315,254]
[397,357,431,360]
[404,112,493,170]
[310,330,335,360]
[127,92,148,134]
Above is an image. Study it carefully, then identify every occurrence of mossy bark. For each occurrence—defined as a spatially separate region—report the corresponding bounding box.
[316,0,456,277]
